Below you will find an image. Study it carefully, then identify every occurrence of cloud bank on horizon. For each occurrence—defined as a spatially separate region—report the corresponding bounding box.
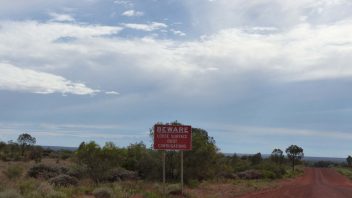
[1,0,352,157]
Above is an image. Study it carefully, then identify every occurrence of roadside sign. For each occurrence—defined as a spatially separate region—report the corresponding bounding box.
[153,124,192,150]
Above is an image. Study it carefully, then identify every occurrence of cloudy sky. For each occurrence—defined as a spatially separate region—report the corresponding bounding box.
[1,0,352,157]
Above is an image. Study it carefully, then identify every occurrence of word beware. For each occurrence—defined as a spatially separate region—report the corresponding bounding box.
[153,124,192,150]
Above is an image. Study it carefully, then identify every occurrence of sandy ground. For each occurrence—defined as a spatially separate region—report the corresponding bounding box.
[239,168,352,198]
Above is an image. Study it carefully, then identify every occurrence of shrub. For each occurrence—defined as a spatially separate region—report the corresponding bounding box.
[3,165,23,179]
[254,161,286,179]
[27,164,67,179]
[92,187,114,198]
[0,189,23,198]
[232,159,251,173]
[67,164,87,179]
[49,174,79,187]
[106,168,138,182]
[237,170,262,179]
[260,170,276,179]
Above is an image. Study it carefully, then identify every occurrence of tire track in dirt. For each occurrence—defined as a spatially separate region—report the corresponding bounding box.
[239,168,352,198]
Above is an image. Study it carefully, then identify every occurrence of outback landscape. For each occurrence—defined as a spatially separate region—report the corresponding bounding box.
[2,0,352,198]
[1,123,352,198]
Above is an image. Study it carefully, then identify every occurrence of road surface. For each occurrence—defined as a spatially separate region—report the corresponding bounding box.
[240,168,352,198]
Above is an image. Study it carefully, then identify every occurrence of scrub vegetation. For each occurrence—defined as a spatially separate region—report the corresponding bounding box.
[0,122,309,198]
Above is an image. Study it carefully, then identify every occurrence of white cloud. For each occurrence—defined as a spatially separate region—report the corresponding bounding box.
[1,18,352,97]
[49,12,75,22]
[0,63,98,95]
[113,0,133,7]
[123,22,167,31]
[0,20,122,42]
[170,29,186,36]
[105,91,120,95]
[122,10,144,17]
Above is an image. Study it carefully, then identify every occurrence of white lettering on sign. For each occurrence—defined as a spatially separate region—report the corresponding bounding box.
[156,126,190,133]
[156,134,169,138]
[154,124,192,150]
[171,134,187,138]
[157,144,187,149]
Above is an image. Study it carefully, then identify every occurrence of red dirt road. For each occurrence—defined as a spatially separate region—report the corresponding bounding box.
[240,168,352,198]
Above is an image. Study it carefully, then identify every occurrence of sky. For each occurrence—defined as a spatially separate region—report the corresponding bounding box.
[1,0,352,157]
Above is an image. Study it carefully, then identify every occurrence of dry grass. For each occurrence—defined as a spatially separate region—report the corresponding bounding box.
[0,158,282,198]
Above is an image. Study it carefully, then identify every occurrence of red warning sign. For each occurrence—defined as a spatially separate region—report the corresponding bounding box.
[153,124,192,150]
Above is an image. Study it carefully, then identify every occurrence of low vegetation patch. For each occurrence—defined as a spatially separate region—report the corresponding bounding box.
[48,174,79,187]
[3,165,23,179]
[0,189,23,198]
[335,167,352,180]
[92,187,114,198]
[27,164,68,179]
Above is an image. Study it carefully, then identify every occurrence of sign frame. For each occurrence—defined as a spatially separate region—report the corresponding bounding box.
[153,124,192,151]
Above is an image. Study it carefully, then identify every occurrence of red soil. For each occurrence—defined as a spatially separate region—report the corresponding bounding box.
[240,168,352,198]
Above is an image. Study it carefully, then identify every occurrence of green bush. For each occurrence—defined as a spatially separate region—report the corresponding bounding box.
[48,174,79,187]
[67,164,87,179]
[0,189,23,198]
[106,168,138,182]
[92,187,114,198]
[232,159,251,173]
[254,161,286,179]
[3,165,23,179]
[27,164,67,179]
[260,170,276,179]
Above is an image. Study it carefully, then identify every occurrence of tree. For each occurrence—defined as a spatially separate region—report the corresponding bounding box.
[271,148,284,164]
[76,141,129,183]
[123,142,160,180]
[76,141,104,182]
[250,152,262,165]
[17,133,36,157]
[183,127,220,181]
[347,155,352,167]
[285,145,304,171]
